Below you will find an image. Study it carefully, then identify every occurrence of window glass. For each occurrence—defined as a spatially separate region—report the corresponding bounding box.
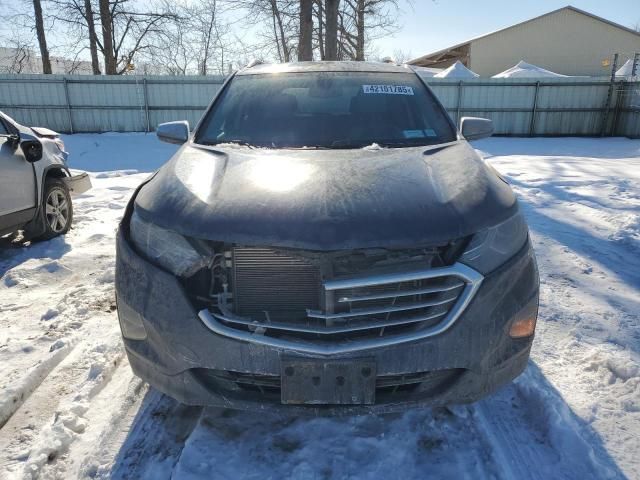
[196,72,456,149]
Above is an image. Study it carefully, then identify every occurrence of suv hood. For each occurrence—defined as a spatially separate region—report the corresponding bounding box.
[134,141,517,250]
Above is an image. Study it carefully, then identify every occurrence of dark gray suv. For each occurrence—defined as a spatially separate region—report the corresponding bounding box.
[116,61,539,414]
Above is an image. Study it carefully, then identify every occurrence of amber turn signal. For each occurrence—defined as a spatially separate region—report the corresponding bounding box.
[509,317,537,338]
[509,298,538,338]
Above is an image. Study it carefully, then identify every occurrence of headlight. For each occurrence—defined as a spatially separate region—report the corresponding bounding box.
[460,210,529,274]
[129,209,211,277]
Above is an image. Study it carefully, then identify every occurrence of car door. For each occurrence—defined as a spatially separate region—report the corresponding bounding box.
[0,119,37,224]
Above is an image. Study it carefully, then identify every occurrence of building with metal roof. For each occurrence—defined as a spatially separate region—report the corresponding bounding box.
[409,6,640,77]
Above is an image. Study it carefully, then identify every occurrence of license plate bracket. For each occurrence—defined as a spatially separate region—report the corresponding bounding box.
[280,358,376,405]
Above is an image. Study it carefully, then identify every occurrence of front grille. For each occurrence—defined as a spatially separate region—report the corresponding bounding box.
[199,246,483,352]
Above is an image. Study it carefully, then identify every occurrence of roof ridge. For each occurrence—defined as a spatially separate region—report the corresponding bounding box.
[409,6,640,65]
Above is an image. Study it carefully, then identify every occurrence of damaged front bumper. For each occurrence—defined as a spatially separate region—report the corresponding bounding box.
[115,230,539,415]
[63,171,92,195]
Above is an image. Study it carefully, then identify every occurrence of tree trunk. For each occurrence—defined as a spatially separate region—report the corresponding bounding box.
[270,0,290,62]
[315,0,324,60]
[99,0,117,74]
[325,0,339,60]
[298,0,313,61]
[85,0,101,74]
[355,0,365,61]
[32,0,52,74]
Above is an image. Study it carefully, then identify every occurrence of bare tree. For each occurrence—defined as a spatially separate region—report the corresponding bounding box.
[337,0,401,61]
[325,0,338,60]
[85,0,101,73]
[298,0,313,60]
[392,48,411,64]
[47,0,101,73]
[94,0,177,75]
[314,0,324,59]
[0,36,35,73]
[32,0,52,73]
[230,0,298,63]
[98,0,116,73]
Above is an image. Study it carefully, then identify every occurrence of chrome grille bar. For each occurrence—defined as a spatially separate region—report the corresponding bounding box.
[323,268,463,290]
[210,309,448,334]
[336,281,464,303]
[307,294,458,319]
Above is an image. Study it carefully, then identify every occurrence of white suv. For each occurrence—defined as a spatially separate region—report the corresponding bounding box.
[0,111,90,241]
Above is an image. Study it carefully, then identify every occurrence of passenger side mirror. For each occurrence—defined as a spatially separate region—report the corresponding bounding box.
[460,117,494,141]
[21,139,43,162]
[157,121,190,145]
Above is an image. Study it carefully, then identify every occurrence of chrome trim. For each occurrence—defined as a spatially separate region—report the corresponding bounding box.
[336,281,464,303]
[197,262,484,355]
[209,309,448,334]
[323,267,466,290]
[306,295,457,319]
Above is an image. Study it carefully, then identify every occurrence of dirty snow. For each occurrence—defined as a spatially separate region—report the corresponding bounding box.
[0,133,639,479]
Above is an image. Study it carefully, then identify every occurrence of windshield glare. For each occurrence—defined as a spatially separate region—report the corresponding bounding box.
[195,72,456,149]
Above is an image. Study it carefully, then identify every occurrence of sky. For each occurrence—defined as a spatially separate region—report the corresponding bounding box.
[376,0,640,60]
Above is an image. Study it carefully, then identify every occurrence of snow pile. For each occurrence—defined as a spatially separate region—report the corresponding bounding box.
[615,58,638,78]
[493,60,567,78]
[434,61,479,79]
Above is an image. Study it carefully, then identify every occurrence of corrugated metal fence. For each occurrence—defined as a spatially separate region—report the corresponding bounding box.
[426,77,640,138]
[0,74,638,137]
[0,74,225,133]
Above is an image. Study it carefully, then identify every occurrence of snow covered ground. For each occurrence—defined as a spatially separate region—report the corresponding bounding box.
[0,134,639,479]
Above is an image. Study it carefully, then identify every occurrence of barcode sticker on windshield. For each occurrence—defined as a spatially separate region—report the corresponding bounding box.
[362,85,414,95]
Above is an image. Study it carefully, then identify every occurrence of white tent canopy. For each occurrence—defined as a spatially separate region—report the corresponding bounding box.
[493,61,567,78]
[615,59,637,78]
[433,61,479,78]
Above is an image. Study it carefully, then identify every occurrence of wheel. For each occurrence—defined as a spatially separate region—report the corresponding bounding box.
[34,179,73,241]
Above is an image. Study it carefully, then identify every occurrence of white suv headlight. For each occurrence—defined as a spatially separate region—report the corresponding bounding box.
[460,210,529,274]
[129,209,211,277]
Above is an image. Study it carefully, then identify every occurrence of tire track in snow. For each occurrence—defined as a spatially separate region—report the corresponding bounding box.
[0,339,76,430]
[472,369,623,480]
[40,359,145,479]
[0,328,124,479]
[105,391,203,480]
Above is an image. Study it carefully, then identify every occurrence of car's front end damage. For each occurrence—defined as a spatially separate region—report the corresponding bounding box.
[115,138,539,415]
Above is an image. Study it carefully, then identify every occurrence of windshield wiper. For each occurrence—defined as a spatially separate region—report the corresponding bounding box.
[377,141,434,148]
[329,140,367,149]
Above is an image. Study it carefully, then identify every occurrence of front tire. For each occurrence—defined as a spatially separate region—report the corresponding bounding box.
[34,179,73,241]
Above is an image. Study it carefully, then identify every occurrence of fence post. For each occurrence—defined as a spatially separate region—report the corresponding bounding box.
[142,78,150,132]
[632,52,640,77]
[455,80,464,127]
[529,81,540,136]
[62,77,73,134]
[600,53,618,137]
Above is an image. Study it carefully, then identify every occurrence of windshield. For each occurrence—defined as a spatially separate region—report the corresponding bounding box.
[195,72,456,149]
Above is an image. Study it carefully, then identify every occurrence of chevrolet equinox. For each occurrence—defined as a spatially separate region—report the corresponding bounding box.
[115,61,539,415]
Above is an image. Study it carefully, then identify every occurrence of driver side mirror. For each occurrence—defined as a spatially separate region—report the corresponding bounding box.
[460,117,494,141]
[156,121,190,145]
